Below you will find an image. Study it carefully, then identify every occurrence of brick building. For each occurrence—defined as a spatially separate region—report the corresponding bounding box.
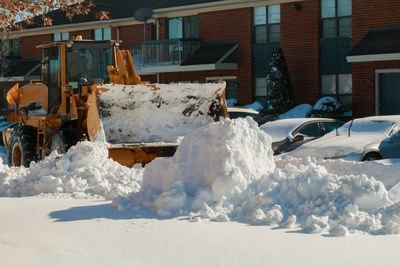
[0,0,399,118]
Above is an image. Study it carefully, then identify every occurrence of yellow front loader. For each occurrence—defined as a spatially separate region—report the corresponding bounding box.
[4,37,228,167]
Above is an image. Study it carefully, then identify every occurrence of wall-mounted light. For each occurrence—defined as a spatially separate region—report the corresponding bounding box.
[367,74,374,83]
[291,4,302,11]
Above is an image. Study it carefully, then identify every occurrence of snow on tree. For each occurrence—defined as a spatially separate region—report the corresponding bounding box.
[0,0,109,32]
[312,96,344,118]
[266,47,294,114]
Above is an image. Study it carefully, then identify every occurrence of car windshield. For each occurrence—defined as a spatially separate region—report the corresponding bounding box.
[260,119,310,141]
[332,120,395,137]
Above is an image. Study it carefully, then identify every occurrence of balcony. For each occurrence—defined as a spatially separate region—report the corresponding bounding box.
[131,38,200,69]
[131,39,238,75]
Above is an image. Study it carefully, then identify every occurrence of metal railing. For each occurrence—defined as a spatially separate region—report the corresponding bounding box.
[131,38,200,68]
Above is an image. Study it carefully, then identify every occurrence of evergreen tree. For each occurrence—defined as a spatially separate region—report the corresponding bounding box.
[266,47,294,114]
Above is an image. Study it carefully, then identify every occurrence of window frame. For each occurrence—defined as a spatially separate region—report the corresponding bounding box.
[3,39,20,57]
[168,15,198,39]
[253,5,281,44]
[321,0,352,39]
[294,122,323,138]
[53,32,69,41]
[94,27,112,41]
[255,77,267,97]
[321,73,353,111]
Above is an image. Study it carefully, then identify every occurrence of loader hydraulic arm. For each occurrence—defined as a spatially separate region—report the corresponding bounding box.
[107,49,141,85]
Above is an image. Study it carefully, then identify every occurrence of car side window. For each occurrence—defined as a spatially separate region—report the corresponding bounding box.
[321,121,343,135]
[296,123,321,137]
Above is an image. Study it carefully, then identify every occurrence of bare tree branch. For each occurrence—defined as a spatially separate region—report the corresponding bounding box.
[0,0,109,31]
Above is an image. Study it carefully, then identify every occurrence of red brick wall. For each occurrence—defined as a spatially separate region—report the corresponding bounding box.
[119,24,154,49]
[281,0,320,105]
[352,0,400,46]
[196,8,253,105]
[20,34,52,58]
[351,0,400,117]
[159,18,168,40]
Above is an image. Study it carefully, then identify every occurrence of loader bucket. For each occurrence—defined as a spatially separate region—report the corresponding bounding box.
[87,82,228,144]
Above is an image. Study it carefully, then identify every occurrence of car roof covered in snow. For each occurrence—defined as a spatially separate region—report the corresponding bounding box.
[260,118,337,142]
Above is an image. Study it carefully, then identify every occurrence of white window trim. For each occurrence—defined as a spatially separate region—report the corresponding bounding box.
[375,69,400,115]
[347,53,400,63]
[205,76,237,82]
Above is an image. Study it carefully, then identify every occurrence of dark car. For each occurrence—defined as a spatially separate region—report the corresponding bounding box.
[260,118,344,155]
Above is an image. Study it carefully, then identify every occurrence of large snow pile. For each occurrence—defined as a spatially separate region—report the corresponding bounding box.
[97,83,226,143]
[114,118,275,219]
[0,142,143,199]
[114,118,400,236]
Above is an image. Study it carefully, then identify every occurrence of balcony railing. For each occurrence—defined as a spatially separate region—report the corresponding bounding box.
[131,38,200,69]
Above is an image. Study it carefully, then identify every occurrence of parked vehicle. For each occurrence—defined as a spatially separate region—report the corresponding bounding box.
[228,107,262,124]
[288,116,400,161]
[260,118,344,155]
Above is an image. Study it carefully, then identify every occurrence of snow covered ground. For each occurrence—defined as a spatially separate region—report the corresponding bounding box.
[2,196,400,267]
[2,117,400,266]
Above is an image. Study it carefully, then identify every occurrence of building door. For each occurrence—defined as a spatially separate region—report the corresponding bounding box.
[379,73,400,115]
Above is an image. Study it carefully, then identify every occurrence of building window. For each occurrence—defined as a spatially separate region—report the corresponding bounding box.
[53,32,69,41]
[255,77,267,96]
[168,16,198,39]
[322,73,352,112]
[2,39,20,57]
[253,4,280,44]
[321,0,352,38]
[94,27,111,40]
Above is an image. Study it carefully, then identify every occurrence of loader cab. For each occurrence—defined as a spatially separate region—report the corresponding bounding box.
[40,39,116,113]
[65,40,112,92]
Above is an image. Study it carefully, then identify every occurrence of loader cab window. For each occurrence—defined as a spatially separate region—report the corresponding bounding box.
[42,47,62,112]
[42,47,60,84]
[66,43,111,88]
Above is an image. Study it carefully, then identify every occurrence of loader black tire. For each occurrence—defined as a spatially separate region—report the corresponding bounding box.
[51,129,86,154]
[7,125,37,167]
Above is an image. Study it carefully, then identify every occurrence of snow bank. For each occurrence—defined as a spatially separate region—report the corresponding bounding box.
[114,118,400,236]
[279,104,313,119]
[114,118,275,217]
[2,116,400,236]
[276,156,400,188]
[97,83,226,143]
[0,142,143,199]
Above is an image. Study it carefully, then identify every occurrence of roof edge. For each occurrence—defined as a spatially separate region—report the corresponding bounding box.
[3,0,303,38]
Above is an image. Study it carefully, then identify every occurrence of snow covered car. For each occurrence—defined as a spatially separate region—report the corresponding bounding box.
[260,118,343,155]
[288,116,400,161]
[228,107,265,125]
